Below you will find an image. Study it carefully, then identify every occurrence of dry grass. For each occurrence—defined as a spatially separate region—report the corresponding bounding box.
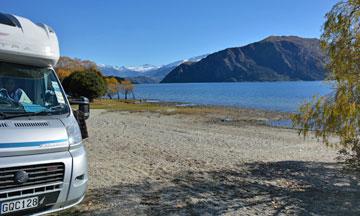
[89,99,288,123]
[91,99,164,112]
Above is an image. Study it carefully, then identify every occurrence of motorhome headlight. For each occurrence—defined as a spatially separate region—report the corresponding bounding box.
[66,117,82,145]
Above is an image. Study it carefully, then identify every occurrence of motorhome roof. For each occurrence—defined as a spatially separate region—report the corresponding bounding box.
[0,12,60,67]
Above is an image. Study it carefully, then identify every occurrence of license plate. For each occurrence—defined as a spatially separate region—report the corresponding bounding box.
[1,196,39,214]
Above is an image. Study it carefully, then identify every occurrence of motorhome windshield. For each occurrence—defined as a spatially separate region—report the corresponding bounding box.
[0,61,69,116]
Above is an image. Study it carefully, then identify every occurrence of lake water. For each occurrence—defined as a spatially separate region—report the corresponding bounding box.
[133,81,333,113]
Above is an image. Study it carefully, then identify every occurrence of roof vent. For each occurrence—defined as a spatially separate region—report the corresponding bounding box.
[0,122,8,128]
[14,122,49,127]
[0,13,22,28]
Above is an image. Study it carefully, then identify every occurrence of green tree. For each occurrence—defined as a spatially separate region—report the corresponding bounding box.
[63,70,107,101]
[292,0,360,167]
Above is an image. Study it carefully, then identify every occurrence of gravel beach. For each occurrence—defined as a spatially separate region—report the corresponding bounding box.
[64,109,360,215]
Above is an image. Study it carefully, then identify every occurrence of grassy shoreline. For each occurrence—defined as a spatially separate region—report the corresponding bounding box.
[90,99,291,127]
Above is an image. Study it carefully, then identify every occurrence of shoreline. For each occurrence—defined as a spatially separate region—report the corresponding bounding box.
[91,99,293,128]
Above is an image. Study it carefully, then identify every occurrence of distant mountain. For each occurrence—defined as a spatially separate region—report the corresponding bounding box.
[97,64,159,78]
[128,76,158,84]
[143,54,208,81]
[126,64,161,72]
[97,55,207,82]
[161,36,327,83]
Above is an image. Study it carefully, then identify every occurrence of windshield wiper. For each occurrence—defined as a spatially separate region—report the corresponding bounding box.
[48,104,66,111]
[0,112,8,120]
[0,104,69,120]
[0,111,51,120]
[0,96,23,108]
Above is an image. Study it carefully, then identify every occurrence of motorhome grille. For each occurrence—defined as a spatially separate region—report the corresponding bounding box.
[14,122,49,127]
[0,122,7,128]
[0,163,65,191]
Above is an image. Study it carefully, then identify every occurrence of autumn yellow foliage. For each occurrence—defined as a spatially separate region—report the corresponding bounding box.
[55,56,98,80]
[292,0,360,167]
[105,77,120,99]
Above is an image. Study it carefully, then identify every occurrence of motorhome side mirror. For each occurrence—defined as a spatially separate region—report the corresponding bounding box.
[68,96,90,120]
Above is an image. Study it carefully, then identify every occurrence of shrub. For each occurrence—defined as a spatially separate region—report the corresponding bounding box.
[62,70,107,101]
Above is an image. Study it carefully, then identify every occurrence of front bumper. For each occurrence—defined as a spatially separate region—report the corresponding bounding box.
[32,195,85,216]
[0,145,88,215]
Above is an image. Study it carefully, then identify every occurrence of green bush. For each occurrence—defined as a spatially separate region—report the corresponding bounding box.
[62,70,107,101]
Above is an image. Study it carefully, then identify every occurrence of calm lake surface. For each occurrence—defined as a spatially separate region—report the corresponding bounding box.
[134,81,333,112]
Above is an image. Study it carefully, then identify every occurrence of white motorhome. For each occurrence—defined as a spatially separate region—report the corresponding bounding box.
[0,12,88,215]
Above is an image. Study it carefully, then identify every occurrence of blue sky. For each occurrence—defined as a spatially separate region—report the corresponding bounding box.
[1,0,337,66]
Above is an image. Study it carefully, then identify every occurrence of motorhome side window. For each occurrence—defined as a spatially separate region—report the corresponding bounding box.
[0,61,69,114]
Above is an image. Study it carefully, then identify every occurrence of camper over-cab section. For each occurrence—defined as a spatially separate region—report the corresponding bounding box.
[0,12,59,67]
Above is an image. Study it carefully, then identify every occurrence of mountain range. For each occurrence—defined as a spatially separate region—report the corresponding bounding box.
[161,36,327,83]
[97,55,207,83]
[65,36,327,83]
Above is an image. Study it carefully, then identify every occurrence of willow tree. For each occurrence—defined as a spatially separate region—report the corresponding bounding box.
[105,77,120,99]
[119,80,135,100]
[292,0,360,167]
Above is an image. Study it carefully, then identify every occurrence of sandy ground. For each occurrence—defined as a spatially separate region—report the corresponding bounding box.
[64,109,360,216]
